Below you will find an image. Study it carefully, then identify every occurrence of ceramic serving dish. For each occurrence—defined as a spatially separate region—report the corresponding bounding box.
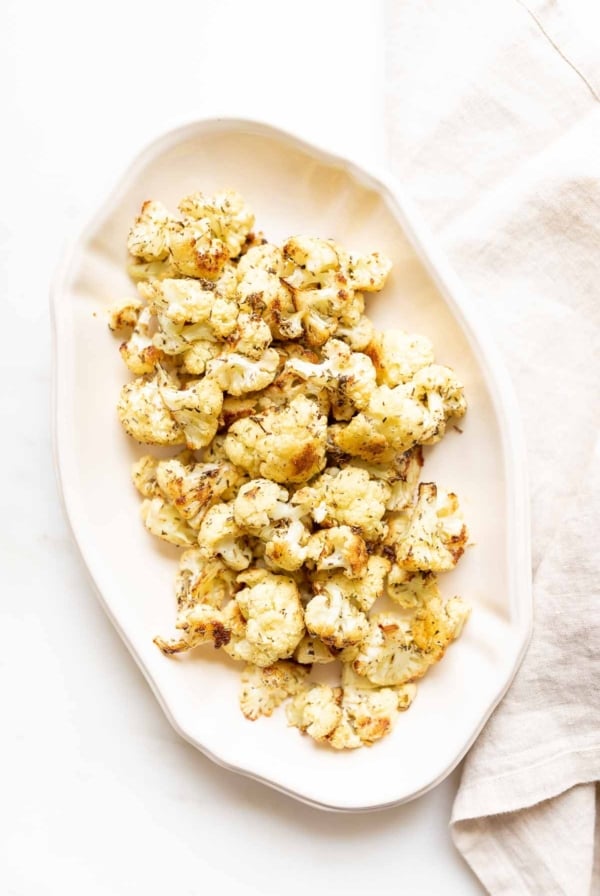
[51,118,532,811]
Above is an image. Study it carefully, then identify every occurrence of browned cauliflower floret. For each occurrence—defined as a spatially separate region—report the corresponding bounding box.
[127,192,254,280]
[281,237,368,346]
[140,497,197,547]
[175,551,236,611]
[286,685,343,740]
[224,395,327,484]
[197,502,252,571]
[341,663,418,711]
[117,375,185,446]
[387,568,440,609]
[304,580,369,650]
[283,338,377,420]
[287,681,405,750]
[352,613,432,686]
[294,465,390,541]
[328,687,400,749]
[178,190,255,260]
[223,569,305,666]
[411,596,471,657]
[138,278,230,355]
[353,598,469,687]
[127,200,171,261]
[131,454,162,498]
[305,526,368,579]
[353,446,424,512]
[394,482,468,572]
[235,243,303,340]
[158,369,223,450]
[108,297,142,332]
[366,330,434,387]
[182,340,221,375]
[232,478,311,571]
[205,348,280,396]
[293,634,337,665]
[155,457,238,529]
[311,555,391,614]
[118,305,164,375]
[239,661,308,720]
[225,313,273,360]
[154,602,231,656]
[330,364,466,463]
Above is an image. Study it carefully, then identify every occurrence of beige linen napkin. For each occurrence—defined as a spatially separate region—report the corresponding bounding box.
[386,1,600,893]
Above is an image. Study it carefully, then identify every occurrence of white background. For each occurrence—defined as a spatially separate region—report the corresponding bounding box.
[1,1,485,893]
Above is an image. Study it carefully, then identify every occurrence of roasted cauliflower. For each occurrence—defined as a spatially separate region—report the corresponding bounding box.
[111,186,472,750]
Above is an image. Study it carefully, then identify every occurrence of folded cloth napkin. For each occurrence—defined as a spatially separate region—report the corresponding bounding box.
[386,1,600,893]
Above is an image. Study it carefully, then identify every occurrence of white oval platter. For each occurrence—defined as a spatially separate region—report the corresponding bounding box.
[51,118,532,811]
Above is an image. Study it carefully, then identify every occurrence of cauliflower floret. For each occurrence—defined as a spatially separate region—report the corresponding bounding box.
[293,634,336,665]
[281,237,365,347]
[286,685,343,741]
[219,395,258,430]
[328,687,400,749]
[118,305,164,374]
[140,496,197,547]
[345,250,392,292]
[131,454,162,498]
[410,364,467,444]
[311,555,391,614]
[330,364,466,462]
[205,348,279,396]
[304,586,369,649]
[352,446,423,512]
[366,330,435,387]
[128,192,254,280]
[394,482,468,572]
[335,315,374,351]
[117,375,185,445]
[411,596,471,657]
[169,191,254,278]
[328,385,429,463]
[294,465,390,541]
[223,569,305,666]
[352,613,432,686]
[353,598,469,688]
[157,369,223,450]
[154,602,231,655]
[178,190,255,259]
[138,278,221,354]
[175,551,236,610]
[225,313,273,360]
[224,395,327,484]
[305,526,368,579]
[107,297,142,332]
[139,277,215,325]
[235,243,303,340]
[233,479,311,572]
[257,365,331,418]
[182,340,221,375]
[127,200,171,261]
[387,568,440,609]
[233,479,290,532]
[239,661,308,720]
[197,502,252,571]
[156,457,238,529]
[284,339,377,420]
[288,681,404,750]
[341,663,418,711]
[279,238,391,348]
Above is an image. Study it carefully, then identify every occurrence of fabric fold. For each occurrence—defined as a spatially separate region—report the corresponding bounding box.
[386,2,600,892]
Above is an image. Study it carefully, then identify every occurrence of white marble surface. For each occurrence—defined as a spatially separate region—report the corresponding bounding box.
[1,1,484,892]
